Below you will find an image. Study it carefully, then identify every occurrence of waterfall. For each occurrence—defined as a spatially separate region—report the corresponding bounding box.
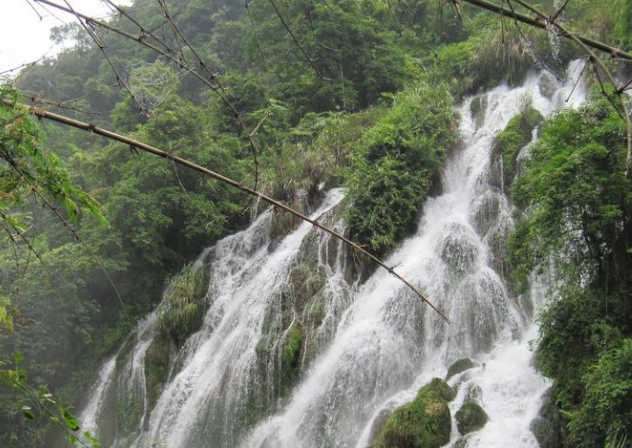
[79,62,586,448]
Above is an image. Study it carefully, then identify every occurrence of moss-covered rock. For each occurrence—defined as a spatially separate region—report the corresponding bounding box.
[144,333,171,413]
[370,378,455,448]
[157,266,208,346]
[447,358,475,380]
[455,402,488,435]
[530,387,567,448]
[491,107,543,191]
[283,324,303,369]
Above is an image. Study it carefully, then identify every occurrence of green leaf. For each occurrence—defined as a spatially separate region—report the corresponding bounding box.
[22,406,34,420]
[63,410,80,431]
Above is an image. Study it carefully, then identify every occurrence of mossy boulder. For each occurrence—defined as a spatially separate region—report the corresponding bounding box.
[144,333,171,412]
[447,358,475,380]
[157,266,208,346]
[370,378,455,448]
[283,324,303,369]
[491,107,544,190]
[455,402,488,435]
[530,387,567,448]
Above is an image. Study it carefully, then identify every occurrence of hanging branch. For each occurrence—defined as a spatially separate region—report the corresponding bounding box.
[396,0,438,57]
[456,0,632,60]
[3,158,125,308]
[3,98,451,323]
[304,0,341,52]
[506,0,632,177]
[245,0,267,61]
[60,0,153,118]
[386,0,404,37]
[0,209,66,308]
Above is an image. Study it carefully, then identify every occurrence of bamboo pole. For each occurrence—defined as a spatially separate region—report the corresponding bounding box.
[2,98,451,323]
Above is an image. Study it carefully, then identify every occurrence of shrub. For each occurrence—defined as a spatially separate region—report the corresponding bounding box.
[157,266,208,345]
[345,84,458,256]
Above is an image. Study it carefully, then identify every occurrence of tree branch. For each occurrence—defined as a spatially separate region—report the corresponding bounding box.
[3,98,450,323]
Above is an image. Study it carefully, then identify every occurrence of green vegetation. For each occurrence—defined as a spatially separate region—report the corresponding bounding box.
[144,333,171,415]
[157,267,208,346]
[370,378,455,448]
[455,402,488,435]
[283,325,303,368]
[1,0,631,446]
[345,85,458,256]
[492,103,543,188]
[511,91,632,448]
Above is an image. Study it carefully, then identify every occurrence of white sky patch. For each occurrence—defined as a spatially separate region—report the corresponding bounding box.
[0,0,129,75]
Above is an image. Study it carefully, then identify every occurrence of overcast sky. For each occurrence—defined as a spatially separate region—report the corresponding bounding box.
[1,0,128,75]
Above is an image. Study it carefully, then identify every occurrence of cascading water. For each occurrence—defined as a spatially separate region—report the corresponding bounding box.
[79,62,586,448]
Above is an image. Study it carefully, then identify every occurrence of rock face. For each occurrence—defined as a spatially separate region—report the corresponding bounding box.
[530,387,567,448]
[455,402,488,435]
[369,378,455,448]
[446,358,475,380]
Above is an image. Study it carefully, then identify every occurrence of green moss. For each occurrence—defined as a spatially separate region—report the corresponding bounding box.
[144,333,171,413]
[493,107,543,187]
[455,402,488,435]
[157,266,208,346]
[370,378,455,448]
[116,381,142,436]
[283,325,303,368]
[447,358,475,380]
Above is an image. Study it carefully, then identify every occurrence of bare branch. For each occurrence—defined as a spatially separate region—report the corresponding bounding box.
[458,0,632,60]
[266,0,333,81]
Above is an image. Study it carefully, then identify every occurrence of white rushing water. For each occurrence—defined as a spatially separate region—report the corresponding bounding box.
[79,62,586,448]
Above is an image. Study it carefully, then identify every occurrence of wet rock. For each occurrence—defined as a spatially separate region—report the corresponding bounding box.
[439,226,481,277]
[463,383,483,403]
[144,333,171,413]
[369,378,455,448]
[455,435,471,448]
[530,386,567,448]
[472,192,502,237]
[470,95,488,129]
[455,402,488,435]
[447,358,475,380]
[538,74,557,100]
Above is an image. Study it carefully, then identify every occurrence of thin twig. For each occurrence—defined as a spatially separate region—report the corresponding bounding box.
[245,0,266,61]
[266,0,333,80]
[508,0,632,176]
[396,0,439,57]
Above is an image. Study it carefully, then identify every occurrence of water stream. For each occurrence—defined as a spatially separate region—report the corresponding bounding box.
[79,63,586,448]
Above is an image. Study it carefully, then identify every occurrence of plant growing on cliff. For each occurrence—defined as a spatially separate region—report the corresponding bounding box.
[511,90,632,447]
[157,266,208,346]
[345,84,458,256]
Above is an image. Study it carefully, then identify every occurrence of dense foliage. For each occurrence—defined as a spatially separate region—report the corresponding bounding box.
[511,92,632,448]
[345,85,458,255]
